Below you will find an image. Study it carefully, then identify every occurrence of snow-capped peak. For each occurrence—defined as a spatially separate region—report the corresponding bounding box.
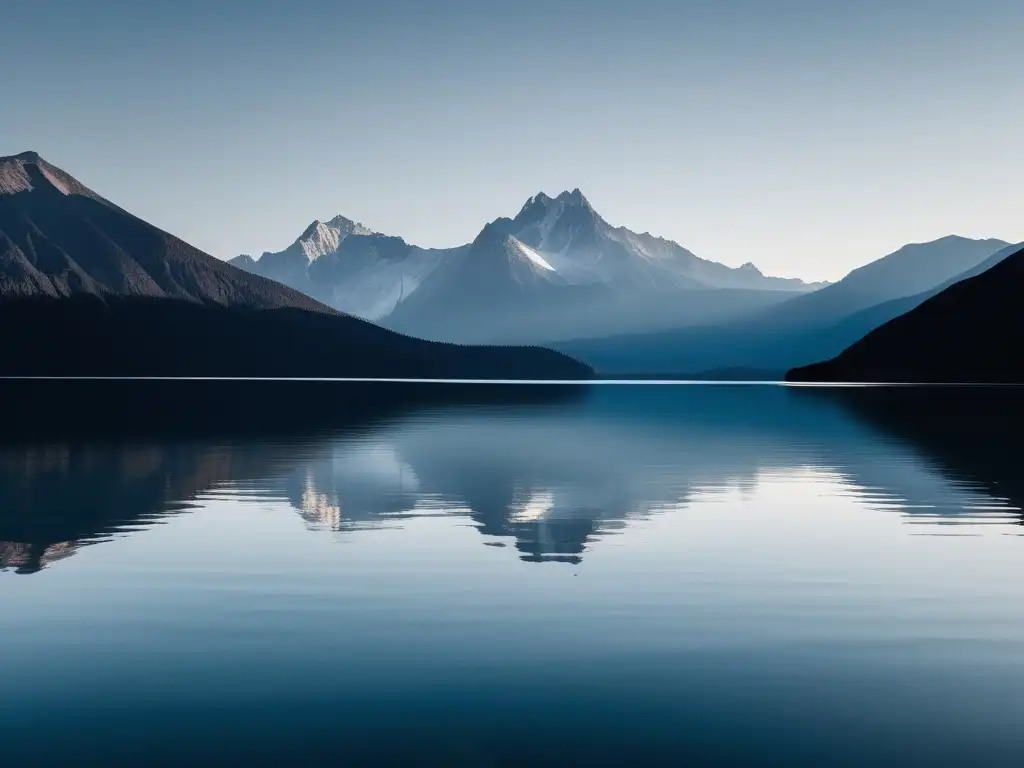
[520,188,592,213]
[326,213,374,236]
[295,215,376,263]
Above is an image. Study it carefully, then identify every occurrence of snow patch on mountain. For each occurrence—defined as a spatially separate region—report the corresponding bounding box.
[509,237,555,272]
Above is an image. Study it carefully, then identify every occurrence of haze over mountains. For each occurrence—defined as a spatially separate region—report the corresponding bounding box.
[230,185,1023,380]
[4,148,1022,382]
[558,235,1016,377]
[790,243,1024,382]
[0,152,588,379]
[232,189,827,343]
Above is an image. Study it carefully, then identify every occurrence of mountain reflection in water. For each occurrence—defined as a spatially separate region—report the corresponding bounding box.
[5,383,1024,766]
[3,384,1021,573]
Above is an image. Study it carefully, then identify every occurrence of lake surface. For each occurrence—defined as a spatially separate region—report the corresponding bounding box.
[3,383,1024,766]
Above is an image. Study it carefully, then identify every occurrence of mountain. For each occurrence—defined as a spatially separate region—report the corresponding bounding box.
[233,189,825,344]
[823,240,1022,347]
[0,151,589,379]
[386,189,827,343]
[229,215,458,320]
[557,236,1012,376]
[788,244,1024,382]
[497,190,820,291]
[743,235,1011,330]
[0,151,331,310]
[230,215,374,299]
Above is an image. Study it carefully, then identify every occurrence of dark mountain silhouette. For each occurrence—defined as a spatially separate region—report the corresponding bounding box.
[558,236,1011,376]
[0,440,255,574]
[0,151,589,379]
[793,386,1024,514]
[0,378,587,442]
[0,380,588,573]
[824,240,1022,343]
[788,244,1024,382]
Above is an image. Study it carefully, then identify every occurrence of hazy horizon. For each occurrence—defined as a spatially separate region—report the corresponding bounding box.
[4,0,1022,282]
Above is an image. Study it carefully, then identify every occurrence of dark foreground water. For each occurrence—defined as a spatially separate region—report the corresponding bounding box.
[3,383,1024,766]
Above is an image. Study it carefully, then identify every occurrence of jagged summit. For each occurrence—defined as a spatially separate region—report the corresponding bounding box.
[297,214,373,240]
[238,181,832,341]
[275,215,377,264]
[522,191,553,209]
[557,188,592,209]
[521,188,593,212]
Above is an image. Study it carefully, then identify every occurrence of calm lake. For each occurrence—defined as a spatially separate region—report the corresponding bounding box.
[2,383,1024,766]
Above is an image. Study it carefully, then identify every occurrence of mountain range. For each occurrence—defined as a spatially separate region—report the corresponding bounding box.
[0,152,588,379]
[557,235,1016,377]
[231,188,1023,380]
[4,148,1022,383]
[789,243,1024,382]
[231,189,828,344]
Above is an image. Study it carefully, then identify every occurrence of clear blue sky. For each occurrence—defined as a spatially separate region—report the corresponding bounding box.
[4,0,1022,281]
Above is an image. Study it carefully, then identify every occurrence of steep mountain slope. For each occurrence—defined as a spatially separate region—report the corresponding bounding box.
[0,151,590,379]
[0,152,330,311]
[376,221,569,335]
[788,245,1024,382]
[557,236,1012,375]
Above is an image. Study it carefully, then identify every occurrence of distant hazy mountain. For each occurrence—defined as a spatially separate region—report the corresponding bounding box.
[229,215,457,320]
[823,240,1022,350]
[233,189,825,343]
[744,235,1011,330]
[788,244,1024,382]
[474,189,820,291]
[0,151,589,379]
[557,235,1012,376]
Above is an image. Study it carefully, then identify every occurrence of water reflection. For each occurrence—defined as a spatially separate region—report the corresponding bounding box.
[2,384,1022,574]
[802,386,1024,517]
